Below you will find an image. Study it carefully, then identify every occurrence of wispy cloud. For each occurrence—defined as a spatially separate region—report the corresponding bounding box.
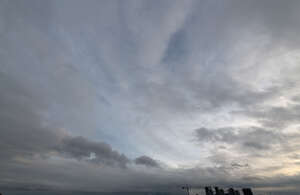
[1,0,300,193]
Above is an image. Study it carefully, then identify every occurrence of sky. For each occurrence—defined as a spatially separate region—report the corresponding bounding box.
[1,0,300,194]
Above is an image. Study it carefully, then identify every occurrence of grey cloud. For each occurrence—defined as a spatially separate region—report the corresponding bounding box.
[1,0,299,119]
[0,73,61,160]
[0,73,129,170]
[246,105,300,129]
[195,127,284,151]
[195,127,236,143]
[158,0,300,109]
[57,136,130,168]
[292,95,300,103]
[289,154,300,160]
[230,162,249,169]
[1,0,300,193]
[0,65,160,191]
[134,155,160,167]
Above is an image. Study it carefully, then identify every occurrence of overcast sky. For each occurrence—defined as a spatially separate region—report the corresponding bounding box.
[1,0,300,194]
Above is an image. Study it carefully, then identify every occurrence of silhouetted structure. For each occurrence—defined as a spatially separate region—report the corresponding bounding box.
[234,190,240,195]
[242,188,253,195]
[182,184,191,195]
[219,188,225,195]
[205,186,214,195]
[204,186,252,195]
[215,187,221,195]
[228,188,235,195]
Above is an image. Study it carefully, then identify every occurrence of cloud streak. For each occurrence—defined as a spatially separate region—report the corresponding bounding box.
[1,0,300,194]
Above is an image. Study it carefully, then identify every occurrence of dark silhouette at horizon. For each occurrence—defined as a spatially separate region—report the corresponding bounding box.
[204,186,253,195]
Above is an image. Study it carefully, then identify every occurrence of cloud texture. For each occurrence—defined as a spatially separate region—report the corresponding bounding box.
[1,0,300,194]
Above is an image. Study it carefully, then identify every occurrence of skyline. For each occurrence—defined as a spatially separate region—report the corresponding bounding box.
[1,0,300,194]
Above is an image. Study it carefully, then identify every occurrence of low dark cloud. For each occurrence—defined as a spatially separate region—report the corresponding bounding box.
[57,136,130,168]
[134,155,160,168]
[0,73,61,160]
[195,126,283,151]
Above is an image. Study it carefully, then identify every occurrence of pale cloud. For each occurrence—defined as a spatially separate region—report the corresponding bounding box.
[1,0,300,194]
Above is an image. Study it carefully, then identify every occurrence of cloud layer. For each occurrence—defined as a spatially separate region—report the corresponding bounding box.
[1,0,300,194]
